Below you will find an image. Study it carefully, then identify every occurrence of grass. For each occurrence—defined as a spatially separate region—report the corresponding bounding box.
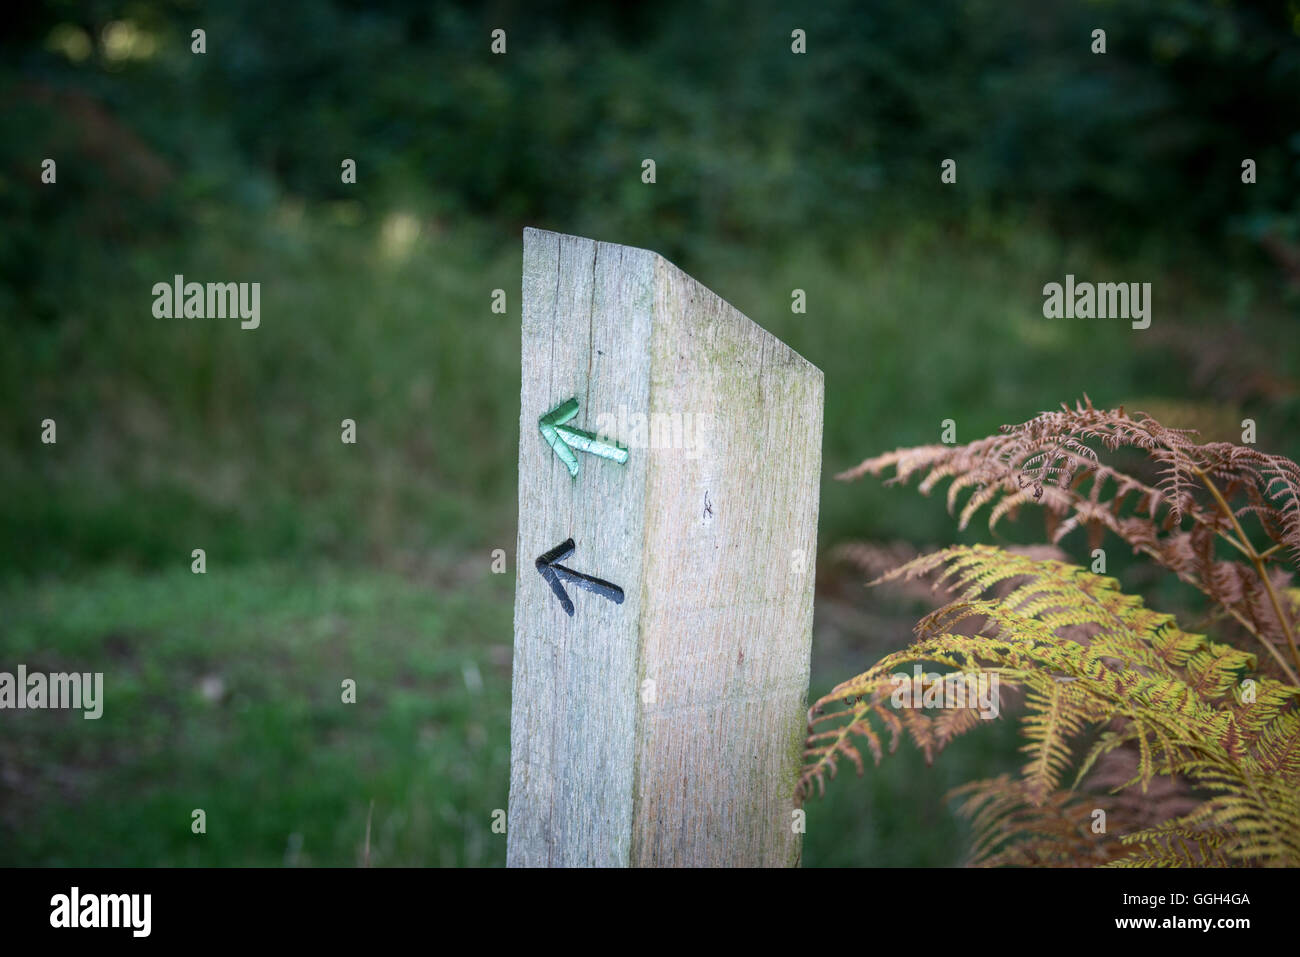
[3,198,1297,865]
[0,549,1015,867]
[0,559,513,866]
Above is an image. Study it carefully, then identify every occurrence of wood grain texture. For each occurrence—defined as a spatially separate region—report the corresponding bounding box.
[508,227,823,867]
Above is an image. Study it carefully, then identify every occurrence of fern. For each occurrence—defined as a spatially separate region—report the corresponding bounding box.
[806,400,1300,867]
[840,397,1300,682]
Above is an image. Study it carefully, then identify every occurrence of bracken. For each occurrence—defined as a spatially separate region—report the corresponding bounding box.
[800,398,1300,867]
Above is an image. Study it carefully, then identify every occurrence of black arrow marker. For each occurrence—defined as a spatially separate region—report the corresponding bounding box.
[535,538,624,617]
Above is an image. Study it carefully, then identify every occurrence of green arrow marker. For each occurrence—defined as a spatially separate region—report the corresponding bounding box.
[539,397,629,478]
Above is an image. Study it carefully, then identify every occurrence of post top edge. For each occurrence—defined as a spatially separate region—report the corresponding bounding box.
[523,226,660,261]
[521,227,823,377]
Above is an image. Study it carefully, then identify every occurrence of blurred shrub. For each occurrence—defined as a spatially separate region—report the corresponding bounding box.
[4,0,1297,280]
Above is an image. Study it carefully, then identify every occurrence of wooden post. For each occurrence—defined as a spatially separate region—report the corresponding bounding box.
[508,228,823,866]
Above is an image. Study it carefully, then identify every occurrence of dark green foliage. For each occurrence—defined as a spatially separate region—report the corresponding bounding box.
[3,0,1299,866]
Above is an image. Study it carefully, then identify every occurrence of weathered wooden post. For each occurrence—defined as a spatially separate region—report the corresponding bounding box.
[508,228,823,866]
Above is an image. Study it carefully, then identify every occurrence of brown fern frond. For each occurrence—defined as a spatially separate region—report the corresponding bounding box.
[838,398,1300,681]
[820,403,1300,866]
[951,775,1124,867]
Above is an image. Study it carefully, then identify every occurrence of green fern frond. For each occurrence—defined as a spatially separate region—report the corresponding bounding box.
[1118,774,1300,866]
[799,545,1300,864]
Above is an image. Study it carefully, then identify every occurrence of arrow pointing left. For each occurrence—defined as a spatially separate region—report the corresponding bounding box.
[539,397,629,478]
[535,538,624,617]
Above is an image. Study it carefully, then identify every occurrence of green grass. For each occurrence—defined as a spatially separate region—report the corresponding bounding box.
[0,549,1016,867]
[0,559,513,866]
